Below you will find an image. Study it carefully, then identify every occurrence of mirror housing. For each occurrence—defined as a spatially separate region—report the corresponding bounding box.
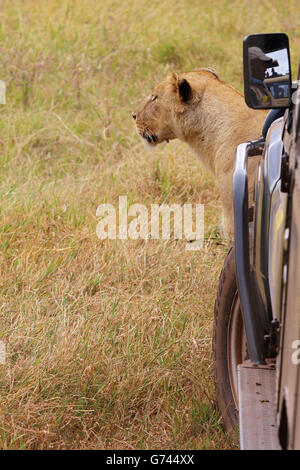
[243,33,291,109]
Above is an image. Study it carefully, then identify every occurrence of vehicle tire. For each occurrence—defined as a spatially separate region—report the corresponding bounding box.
[213,246,248,433]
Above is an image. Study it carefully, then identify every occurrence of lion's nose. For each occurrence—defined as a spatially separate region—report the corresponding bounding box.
[132,113,136,120]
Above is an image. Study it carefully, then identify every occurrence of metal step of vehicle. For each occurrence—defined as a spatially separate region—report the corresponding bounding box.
[238,360,281,450]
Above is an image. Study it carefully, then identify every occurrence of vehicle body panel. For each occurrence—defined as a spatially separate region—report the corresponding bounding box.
[277,79,300,449]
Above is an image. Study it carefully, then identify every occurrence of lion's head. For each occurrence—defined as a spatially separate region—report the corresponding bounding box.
[132,72,195,147]
[132,69,218,147]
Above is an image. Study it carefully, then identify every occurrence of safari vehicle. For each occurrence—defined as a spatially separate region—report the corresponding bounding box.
[213,33,300,449]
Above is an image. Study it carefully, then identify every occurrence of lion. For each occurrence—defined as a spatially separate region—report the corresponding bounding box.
[132,69,267,241]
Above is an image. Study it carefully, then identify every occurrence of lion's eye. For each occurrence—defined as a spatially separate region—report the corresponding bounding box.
[151,95,157,102]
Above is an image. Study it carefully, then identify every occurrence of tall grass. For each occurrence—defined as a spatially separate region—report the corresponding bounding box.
[0,0,299,449]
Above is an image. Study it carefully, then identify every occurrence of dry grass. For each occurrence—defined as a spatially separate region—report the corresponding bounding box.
[0,0,299,450]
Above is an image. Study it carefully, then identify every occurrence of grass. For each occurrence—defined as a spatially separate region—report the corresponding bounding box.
[0,0,299,450]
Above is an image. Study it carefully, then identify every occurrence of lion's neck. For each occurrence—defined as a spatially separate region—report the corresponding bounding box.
[174,110,230,174]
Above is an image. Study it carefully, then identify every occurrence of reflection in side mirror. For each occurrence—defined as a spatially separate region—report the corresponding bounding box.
[243,33,291,109]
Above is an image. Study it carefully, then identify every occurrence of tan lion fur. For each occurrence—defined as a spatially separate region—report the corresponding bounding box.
[133,70,267,241]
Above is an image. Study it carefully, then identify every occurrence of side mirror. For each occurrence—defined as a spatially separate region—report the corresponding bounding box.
[243,33,291,109]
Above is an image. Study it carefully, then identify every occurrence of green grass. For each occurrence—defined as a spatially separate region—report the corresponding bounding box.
[0,0,299,449]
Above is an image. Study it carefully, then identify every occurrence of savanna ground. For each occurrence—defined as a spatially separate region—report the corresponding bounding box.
[0,0,299,450]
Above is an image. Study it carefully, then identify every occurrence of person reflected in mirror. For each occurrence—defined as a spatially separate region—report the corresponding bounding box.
[249,47,279,107]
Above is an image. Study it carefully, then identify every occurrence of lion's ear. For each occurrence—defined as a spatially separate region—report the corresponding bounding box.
[167,73,192,103]
[167,72,179,93]
[178,78,191,102]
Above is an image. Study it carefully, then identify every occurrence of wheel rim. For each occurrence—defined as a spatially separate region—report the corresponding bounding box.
[227,293,247,409]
